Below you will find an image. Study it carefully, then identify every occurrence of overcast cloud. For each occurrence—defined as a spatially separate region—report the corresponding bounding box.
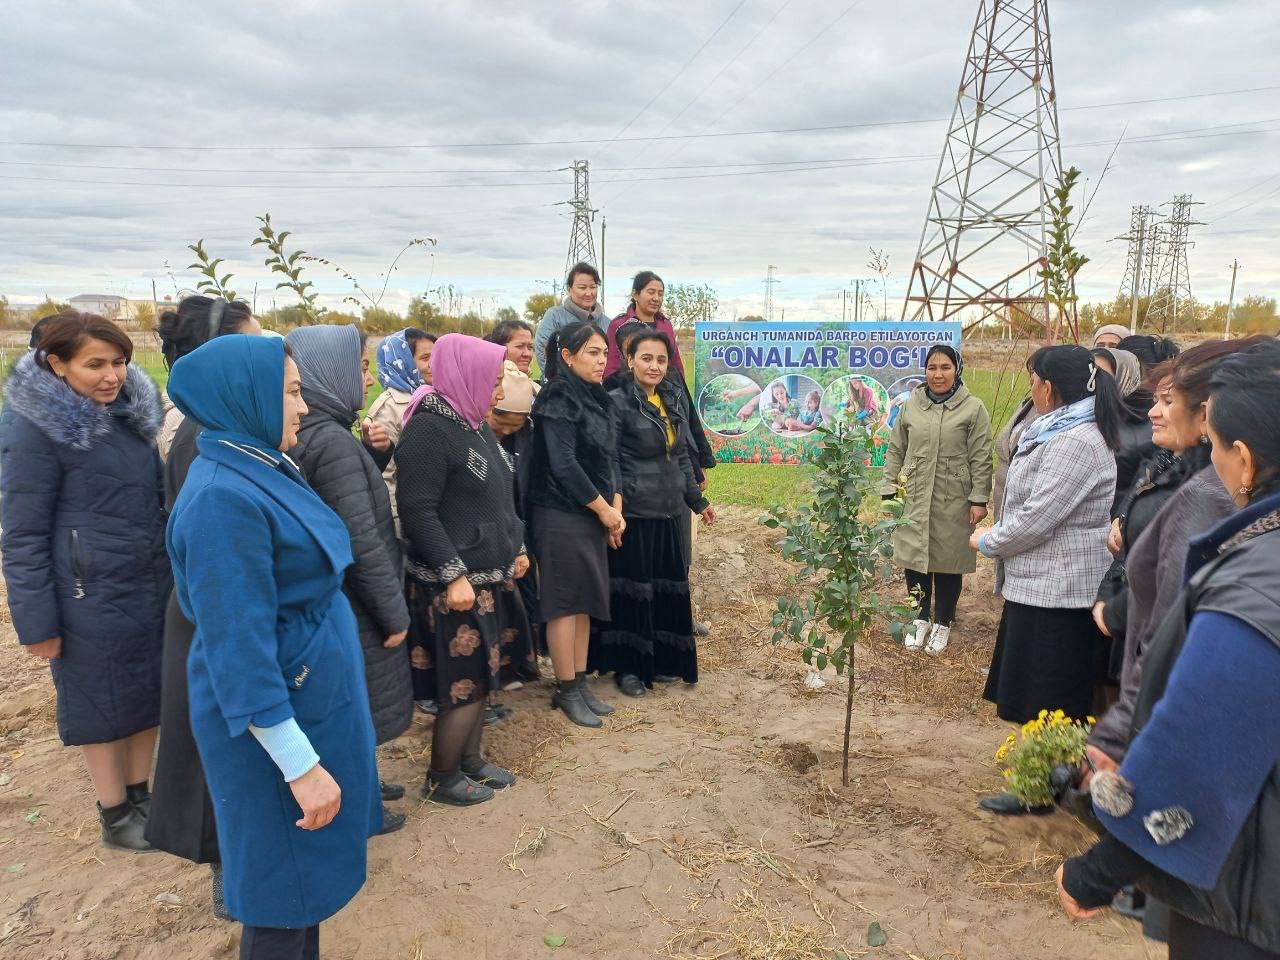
[1,0,1277,320]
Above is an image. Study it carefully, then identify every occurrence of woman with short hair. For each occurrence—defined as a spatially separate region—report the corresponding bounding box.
[532,262,608,376]
[1,312,167,852]
[486,318,537,377]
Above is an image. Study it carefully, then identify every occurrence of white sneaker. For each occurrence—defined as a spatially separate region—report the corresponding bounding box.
[926,624,951,655]
[905,619,930,650]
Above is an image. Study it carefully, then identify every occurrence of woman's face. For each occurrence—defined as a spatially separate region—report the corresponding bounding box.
[1160,382,1205,455]
[1148,377,1175,451]
[630,339,669,391]
[1029,371,1057,415]
[361,355,374,399]
[1207,399,1254,506]
[48,337,128,406]
[634,280,664,317]
[563,333,608,384]
[238,316,264,336]
[414,338,434,384]
[568,272,599,311]
[490,369,506,409]
[926,354,957,394]
[505,329,534,374]
[486,408,528,438]
[1095,331,1122,350]
[280,356,308,451]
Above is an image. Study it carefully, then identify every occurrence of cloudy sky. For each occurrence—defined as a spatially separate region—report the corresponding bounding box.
[2,0,1277,321]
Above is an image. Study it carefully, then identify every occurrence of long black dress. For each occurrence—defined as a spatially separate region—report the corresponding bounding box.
[146,415,219,863]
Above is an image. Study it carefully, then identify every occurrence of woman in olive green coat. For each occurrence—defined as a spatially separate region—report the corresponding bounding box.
[880,345,993,655]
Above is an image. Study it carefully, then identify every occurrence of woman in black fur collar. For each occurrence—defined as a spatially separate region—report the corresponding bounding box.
[1,312,167,852]
[527,322,622,728]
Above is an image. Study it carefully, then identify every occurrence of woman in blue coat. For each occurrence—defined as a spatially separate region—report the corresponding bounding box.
[1,312,166,852]
[166,335,381,960]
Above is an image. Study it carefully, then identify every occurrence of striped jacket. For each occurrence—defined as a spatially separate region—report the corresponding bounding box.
[980,420,1116,608]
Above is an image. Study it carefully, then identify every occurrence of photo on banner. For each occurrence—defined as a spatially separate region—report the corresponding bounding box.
[693,322,963,465]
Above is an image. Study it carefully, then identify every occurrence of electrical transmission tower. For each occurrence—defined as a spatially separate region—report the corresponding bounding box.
[1115,205,1160,301]
[562,160,598,278]
[763,265,780,321]
[1144,194,1204,333]
[903,0,1063,332]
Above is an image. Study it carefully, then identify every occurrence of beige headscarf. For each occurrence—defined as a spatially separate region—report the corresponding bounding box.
[1101,347,1143,397]
[1092,323,1130,347]
[496,360,536,413]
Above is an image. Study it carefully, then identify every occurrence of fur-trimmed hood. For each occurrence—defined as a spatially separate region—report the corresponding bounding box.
[4,352,162,451]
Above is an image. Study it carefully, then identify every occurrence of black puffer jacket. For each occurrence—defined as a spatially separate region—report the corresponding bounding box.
[609,378,709,520]
[291,389,411,745]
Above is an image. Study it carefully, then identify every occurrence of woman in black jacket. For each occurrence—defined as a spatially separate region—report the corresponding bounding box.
[396,333,526,806]
[285,323,412,832]
[593,331,716,696]
[528,321,622,728]
[0,312,166,852]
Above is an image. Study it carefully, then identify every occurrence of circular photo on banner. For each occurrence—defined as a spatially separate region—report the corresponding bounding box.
[884,375,924,431]
[821,375,891,432]
[759,374,825,438]
[698,373,762,437]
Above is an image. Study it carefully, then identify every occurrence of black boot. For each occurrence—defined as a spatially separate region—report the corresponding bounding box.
[422,771,495,806]
[977,791,1055,816]
[551,679,603,728]
[380,780,405,802]
[617,674,646,697]
[376,806,407,835]
[210,863,232,921]
[125,781,151,818]
[461,756,517,788]
[98,799,153,852]
[576,672,615,716]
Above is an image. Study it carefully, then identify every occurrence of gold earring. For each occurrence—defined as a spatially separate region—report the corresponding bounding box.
[1235,483,1254,503]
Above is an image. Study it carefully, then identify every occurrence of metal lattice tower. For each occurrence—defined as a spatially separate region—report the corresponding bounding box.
[1115,205,1160,301]
[763,265,780,321]
[1145,194,1204,333]
[563,160,598,277]
[903,0,1063,331]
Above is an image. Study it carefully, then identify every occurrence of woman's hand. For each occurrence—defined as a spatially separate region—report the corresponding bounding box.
[383,630,407,649]
[968,530,983,553]
[514,554,530,579]
[1092,601,1111,639]
[1107,518,1124,557]
[446,577,476,611]
[596,504,625,533]
[1079,744,1119,791]
[26,636,62,660]
[607,528,624,550]
[700,505,718,526]
[1055,864,1101,921]
[290,763,342,830]
[360,419,392,452]
[969,504,989,526]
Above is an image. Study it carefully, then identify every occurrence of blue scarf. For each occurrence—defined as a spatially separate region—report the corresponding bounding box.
[376,328,424,395]
[1017,396,1096,452]
[285,324,365,412]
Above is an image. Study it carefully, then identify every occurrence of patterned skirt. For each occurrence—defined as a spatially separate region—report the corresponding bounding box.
[406,575,536,711]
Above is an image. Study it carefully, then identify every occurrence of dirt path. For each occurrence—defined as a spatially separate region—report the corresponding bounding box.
[0,508,1157,959]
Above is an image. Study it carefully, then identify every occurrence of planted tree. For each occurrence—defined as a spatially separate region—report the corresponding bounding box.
[187,239,238,302]
[252,213,324,322]
[1038,166,1089,344]
[763,414,915,786]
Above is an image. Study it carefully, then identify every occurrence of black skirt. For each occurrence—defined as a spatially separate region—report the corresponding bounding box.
[982,600,1104,724]
[530,505,610,622]
[145,590,219,864]
[589,516,697,685]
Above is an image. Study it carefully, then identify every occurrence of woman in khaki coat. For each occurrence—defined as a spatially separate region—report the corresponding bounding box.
[881,345,993,654]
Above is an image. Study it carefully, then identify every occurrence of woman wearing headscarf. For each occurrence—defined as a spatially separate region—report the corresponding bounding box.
[363,328,434,530]
[1092,324,1130,350]
[285,324,412,831]
[880,344,993,655]
[528,322,622,728]
[1093,347,1156,513]
[396,333,526,806]
[1058,340,1280,960]
[974,346,1124,814]
[149,296,262,914]
[166,335,381,960]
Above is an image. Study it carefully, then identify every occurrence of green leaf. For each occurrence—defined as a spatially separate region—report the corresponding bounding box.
[866,921,888,947]
[544,935,567,949]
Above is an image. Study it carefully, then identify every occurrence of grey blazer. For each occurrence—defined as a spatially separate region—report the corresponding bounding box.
[981,420,1116,609]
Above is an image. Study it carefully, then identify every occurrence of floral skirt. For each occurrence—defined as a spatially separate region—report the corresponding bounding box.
[407,576,536,711]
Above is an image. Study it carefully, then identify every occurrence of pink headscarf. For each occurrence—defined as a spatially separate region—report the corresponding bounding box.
[403,333,507,429]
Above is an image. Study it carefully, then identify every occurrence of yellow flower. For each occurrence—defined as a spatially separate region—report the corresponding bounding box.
[1086,715,1097,725]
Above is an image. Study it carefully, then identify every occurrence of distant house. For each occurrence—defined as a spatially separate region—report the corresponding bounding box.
[68,294,128,319]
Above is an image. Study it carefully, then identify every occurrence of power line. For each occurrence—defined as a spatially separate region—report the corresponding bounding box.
[3,83,1278,152]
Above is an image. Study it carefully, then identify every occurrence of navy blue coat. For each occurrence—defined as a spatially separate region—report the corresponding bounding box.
[0,355,166,746]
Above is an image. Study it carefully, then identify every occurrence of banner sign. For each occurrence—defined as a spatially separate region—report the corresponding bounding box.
[692,321,963,465]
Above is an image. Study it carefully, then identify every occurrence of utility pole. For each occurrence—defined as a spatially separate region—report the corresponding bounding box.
[599,216,607,305]
[763,265,780,322]
[1224,259,1240,337]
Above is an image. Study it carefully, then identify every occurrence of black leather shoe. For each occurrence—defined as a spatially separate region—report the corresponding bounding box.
[380,780,405,802]
[423,773,495,806]
[552,684,603,728]
[99,800,155,852]
[461,757,517,789]
[576,673,615,716]
[377,806,407,835]
[977,792,1055,816]
[617,674,647,697]
[653,674,682,684]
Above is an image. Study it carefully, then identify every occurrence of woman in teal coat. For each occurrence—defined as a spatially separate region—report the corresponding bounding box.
[165,335,380,959]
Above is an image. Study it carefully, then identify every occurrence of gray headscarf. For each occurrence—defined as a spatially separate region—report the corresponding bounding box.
[285,324,365,412]
[1102,347,1143,397]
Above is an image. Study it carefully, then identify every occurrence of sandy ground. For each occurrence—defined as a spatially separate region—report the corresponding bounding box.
[0,507,1160,960]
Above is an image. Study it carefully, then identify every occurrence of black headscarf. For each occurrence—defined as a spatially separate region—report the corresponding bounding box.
[923,343,964,405]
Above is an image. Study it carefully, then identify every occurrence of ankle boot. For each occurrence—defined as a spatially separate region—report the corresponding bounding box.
[461,755,517,788]
[98,799,153,852]
[125,781,151,818]
[551,680,603,728]
[576,672,615,716]
[210,864,232,921]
